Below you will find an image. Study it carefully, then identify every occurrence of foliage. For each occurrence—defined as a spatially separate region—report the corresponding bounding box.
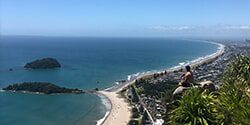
[136,87,145,95]
[138,116,142,125]
[131,85,140,102]
[24,57,61,69]
[223,55,250,86]
[216,55,250,124]
[169,87,217,125]
[168,55,250,125]
[135,79,176,99]
[161,90,173,104]
[3,82,83,94]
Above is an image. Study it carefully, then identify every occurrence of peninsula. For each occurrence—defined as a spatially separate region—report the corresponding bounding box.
[3,82,84,94]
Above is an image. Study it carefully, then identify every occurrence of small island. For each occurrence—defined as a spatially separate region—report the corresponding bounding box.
[24,57,61,69]
[3,82,84,94]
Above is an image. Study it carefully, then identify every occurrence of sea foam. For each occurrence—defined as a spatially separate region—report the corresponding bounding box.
[96,93,111,125]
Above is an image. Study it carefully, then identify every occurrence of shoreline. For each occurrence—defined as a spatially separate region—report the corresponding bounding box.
[98,41,225,125]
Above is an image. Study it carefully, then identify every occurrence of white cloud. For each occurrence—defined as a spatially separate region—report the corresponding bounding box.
[148,24,250,37]
[150,24,250,32]
[177,26,190,30]
[151,25,193,31]
[223,25,250,30]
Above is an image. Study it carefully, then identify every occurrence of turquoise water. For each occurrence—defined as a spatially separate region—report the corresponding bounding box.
[0,36,218,125]
[0,92,105,125]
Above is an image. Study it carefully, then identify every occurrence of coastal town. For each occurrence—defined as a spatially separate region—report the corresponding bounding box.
[100,40,250,125]
[2,1,250,125]
[3,40,249,125]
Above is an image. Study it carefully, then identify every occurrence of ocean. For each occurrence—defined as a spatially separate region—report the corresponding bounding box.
[0,36,219,125]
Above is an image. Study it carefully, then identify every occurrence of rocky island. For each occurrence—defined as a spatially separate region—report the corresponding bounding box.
[24,57,61,69]
[3,82,84,94]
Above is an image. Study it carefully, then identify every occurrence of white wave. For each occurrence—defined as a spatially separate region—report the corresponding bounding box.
[167,41,224,72]
[169,65,181,71]
[179,62,185,66]
[104,85,115,91]
[96,93,112,125]
[164,41,223,73]
[127,75,131,81]
[133,72,140,77]
[96,111,110,125]
[0,89,6,92]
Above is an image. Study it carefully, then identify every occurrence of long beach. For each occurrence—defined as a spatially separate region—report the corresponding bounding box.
[99,41,225,125]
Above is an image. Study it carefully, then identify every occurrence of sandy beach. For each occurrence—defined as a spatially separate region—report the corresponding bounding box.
[99,42,225,125]
[98,90,131,125]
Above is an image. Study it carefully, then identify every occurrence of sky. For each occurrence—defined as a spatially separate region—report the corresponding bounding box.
[1,0,250,37]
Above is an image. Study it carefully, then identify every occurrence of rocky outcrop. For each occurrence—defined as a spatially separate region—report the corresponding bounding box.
[24,58,61,69]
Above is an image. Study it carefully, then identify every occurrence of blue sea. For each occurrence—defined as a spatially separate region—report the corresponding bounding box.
[0,36,219,125]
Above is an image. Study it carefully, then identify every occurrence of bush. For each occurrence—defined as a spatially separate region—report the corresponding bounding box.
[169,87,217,125]
[223,55,250,86]
[216,55,250,124]
[168,55,250,125]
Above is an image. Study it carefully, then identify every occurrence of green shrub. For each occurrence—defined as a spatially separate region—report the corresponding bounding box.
[216,55,250,125]
[223,55,250,86]
[168,55,250,125]
[169,87,217,125]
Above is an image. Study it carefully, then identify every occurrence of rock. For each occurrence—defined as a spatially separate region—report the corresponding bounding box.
[172,86,190,98]
[24,57,61,69]
[173,81,216,98]
[199,81,216,91]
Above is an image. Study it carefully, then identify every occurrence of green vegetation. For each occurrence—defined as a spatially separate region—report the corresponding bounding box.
[130,78,177,124]
[169,88,217,124]
[216,55,250,124]
[168,55,250,125]
[131,85,140,102]
[3,82,84,94]
[24,57,61,69]
[138,116,142,125]
[135,78,176,102]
